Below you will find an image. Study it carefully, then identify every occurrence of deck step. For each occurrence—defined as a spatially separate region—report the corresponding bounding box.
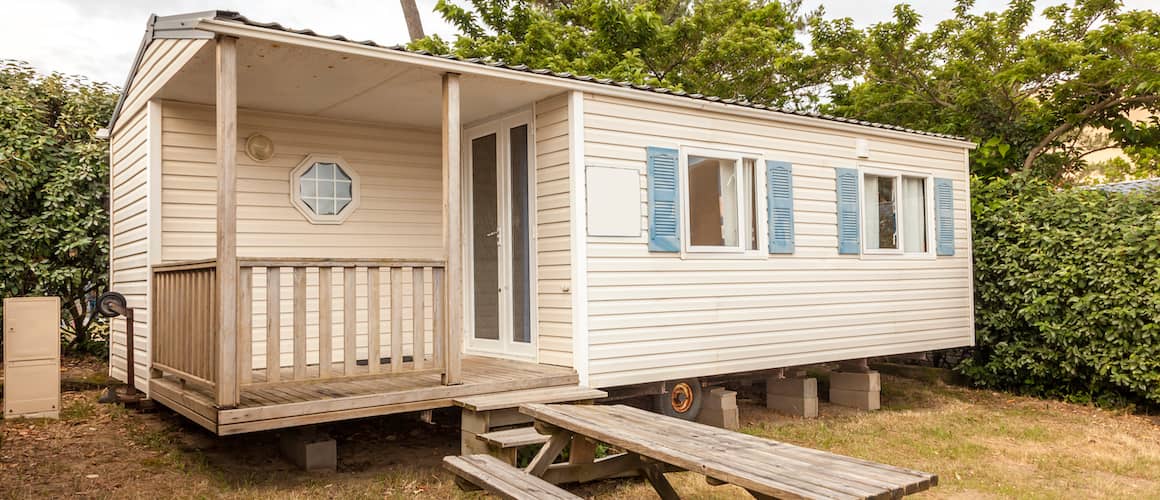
[453,385,608,412]
[477,426,551,449]
[444,454,581,500]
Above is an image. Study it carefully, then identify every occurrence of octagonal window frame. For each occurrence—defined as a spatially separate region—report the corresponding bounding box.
[289,153,361,224]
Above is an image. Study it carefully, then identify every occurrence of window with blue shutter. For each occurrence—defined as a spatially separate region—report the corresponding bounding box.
[647,146,681,252]
[766,160,794,254]
[934,177,955,256]
[835,167,861,254]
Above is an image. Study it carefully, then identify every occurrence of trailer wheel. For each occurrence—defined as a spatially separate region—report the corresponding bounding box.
[658,379,702,421]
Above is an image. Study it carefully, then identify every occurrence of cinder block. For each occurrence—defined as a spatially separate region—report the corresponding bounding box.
[279,431,337,471]
[767,377,818,398]
[703,387,737,410]
[829,388,881,410]
[696,404,740,430]
[766,394,819,418]
[829,371,881,392]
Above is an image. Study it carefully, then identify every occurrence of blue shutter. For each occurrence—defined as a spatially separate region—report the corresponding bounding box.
[647,146,681,252]
[766,160,794,254]
[835,167,861,255]
[934,177,955,256]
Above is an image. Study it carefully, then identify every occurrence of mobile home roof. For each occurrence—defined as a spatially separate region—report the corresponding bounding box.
[109,10,974,148]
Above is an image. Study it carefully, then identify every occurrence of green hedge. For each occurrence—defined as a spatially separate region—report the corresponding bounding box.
[962,176,1160,407]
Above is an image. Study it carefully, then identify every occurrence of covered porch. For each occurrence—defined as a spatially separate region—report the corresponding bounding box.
[139,17,576,434]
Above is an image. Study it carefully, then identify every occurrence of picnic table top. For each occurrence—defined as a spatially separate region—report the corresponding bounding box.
[519,403,938,500]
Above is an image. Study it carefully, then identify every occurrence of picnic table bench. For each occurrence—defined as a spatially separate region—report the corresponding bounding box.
[515,403,938,500]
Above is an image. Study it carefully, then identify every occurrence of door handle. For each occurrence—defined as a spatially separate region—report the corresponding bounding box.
[486,229,500,238]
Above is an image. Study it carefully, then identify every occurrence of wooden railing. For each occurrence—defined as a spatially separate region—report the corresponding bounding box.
[151,259,219,391]
[151,258,448,397]
[238,258,447,385]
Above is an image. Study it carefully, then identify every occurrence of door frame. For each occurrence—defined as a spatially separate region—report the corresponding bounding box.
[462,107,538,361]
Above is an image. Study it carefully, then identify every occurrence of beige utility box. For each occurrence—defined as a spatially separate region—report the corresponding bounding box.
[3,297,61,419]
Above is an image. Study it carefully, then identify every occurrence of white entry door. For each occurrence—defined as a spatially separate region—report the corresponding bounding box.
[464,111,535,359]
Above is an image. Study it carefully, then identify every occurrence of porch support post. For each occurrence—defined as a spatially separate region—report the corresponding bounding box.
[215,35,240,407]
[441,72,463,385]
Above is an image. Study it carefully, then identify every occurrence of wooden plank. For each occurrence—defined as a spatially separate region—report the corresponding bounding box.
[292,267,307,380]
[238,257,443,269]
[640,459,679,500]
[541,452,644,485]
[149,379,218,433]
[454,386,607,412]
[265,267,281,383]
[367,267,381,374]
[219,398,456,435]
[477,427,551,448]
[152,258,218,272]
[318,267,332,378]
[412,267,425,369]
[442,72,463,385]
[390,266,404,373]
[526,431,572,477]
[443,455,581,500]
[238,267,253,384]
[215,35,239,407]
[344,267,357,375]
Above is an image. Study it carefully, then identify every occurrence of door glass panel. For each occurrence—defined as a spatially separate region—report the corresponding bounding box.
[472,133,500,340]
[509,125,531,344]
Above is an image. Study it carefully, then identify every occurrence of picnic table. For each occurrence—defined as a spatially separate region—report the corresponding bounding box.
[518,403,938,500]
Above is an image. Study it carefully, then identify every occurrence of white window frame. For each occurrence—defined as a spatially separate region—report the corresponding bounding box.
[858,165,935,257]
[289,153,361,225]
[679,147,766,255]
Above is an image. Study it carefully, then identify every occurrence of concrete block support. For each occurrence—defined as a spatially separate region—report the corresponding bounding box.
[766,377,819,418]
[279,429,337,471]
[829,371,881,411]
[696,387,739,430]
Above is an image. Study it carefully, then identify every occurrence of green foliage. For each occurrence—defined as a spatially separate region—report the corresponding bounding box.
[412,0,852,110]
[812,0,1160,180]
[0,60,118,355]
[963,175,1160,407]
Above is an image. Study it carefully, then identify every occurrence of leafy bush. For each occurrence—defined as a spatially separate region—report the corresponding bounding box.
[0,60,117,355]
[962,176,1160,407]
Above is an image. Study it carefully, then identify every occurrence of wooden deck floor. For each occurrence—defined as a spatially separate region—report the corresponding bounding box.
[149,356,579,435]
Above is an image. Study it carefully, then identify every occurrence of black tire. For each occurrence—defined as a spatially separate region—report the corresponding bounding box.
[97,291,127,318]
[656,378,703,421]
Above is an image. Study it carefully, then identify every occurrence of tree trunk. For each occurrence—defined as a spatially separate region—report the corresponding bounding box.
[400,0,425,41]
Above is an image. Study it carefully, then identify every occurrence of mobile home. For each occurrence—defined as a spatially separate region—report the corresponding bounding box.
[107,11,975,435]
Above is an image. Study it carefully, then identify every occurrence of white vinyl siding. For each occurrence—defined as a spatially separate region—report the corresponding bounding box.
[108,37,207,392]
[582,93,973,388]
[534,94,574,367]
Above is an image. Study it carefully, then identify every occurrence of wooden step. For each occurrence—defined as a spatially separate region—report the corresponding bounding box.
[453,385,608,412]
[444,454,581,500]
[478,426,551,449]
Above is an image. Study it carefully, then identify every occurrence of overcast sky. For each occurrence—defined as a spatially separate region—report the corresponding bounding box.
[0,0,1152,86]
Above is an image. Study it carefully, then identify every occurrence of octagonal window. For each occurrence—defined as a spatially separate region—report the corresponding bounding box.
[291,154,360,224]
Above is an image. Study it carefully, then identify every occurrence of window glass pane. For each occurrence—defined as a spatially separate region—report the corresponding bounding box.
[335,180,352,200]
[471,134,500,341]
[316,199,335,216]
[335,167,351,183]
[742,159,758,250]
[688,155,739,247]
[316,162,335,179]
[509,125,532,344]
[301,178,317,198]
[863,174,898,249]
[902,177,927,252]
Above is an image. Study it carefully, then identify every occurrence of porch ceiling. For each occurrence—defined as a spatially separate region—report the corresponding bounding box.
[156,37,562,128]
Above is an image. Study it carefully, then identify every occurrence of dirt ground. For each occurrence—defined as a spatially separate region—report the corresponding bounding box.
[1,360,1158,499]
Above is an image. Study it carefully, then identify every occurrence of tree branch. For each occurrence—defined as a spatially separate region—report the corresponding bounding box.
[1022,94,1160,171]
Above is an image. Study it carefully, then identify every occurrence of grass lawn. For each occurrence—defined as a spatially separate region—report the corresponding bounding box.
[1,362,1157,499]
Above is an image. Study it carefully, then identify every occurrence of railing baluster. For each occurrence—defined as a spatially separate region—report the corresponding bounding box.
[391,266,404,373]
[318,267,332,378]
[238,267,252,384]
[367,267,381,374]
[344,267,357,375]
[293,267,307,380]
[433,267,445,371]
[266,267,281,383]
[413,267,426,369]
